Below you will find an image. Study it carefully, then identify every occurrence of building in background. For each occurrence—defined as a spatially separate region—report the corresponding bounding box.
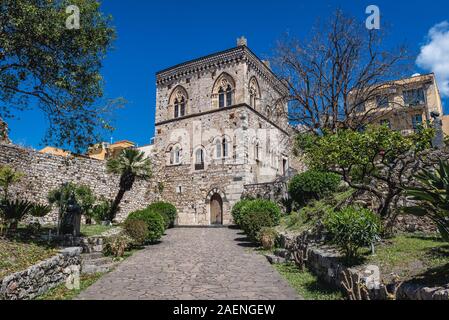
[354,73,445,134]
[87,140,135,160]
[39,146,71,157]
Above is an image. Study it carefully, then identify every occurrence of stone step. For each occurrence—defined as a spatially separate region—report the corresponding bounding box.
[81,252,104,260]
[81,262,117,275]
[81,257,114,267]
[265,254,286,265]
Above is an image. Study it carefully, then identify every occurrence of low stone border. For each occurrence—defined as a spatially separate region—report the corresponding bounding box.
[277,232,449,300]
[0,247,82,300]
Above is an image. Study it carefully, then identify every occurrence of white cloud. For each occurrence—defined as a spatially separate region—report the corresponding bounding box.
[416,21,449,97]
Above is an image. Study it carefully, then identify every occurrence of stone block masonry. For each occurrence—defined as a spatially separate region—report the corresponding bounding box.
[0,143,157,223]
[0,247,82,300]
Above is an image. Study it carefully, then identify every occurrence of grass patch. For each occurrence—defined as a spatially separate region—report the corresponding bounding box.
[36,273,104,300]
[80,224,114,237]
[0,239,57,279]
[366,233,449,285]
[274,263,343,300]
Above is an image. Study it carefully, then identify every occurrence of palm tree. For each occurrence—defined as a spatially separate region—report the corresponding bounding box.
[107,149,152,221]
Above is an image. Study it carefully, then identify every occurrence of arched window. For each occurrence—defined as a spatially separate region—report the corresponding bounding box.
[169,145,181,165]
[195,148,205,170]
[249,77,260,109]
[266,106,271,119]
[218,88,225,108]
[226,85,233,106]
[170,86,188,119]
[222,138,228,158]
[216,139,222,158]
[254,141,260,161]
[213,73,235,109]
[215,137,229,159]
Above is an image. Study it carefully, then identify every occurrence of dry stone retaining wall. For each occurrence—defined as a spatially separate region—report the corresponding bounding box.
[0,247,82,300]
[0,143,156,223]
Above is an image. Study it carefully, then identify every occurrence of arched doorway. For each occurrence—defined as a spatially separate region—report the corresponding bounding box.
[210,193,223,225]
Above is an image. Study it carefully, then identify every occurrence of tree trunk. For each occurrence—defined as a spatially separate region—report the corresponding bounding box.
[109,187,126,221]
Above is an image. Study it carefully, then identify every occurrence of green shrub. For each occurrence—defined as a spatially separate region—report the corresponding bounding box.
[92,197,112,223]
[147,202,177,228]
[288,170,341,206]
[241,211,277,242]
[123,219,149,246]
[126,209,165,243]
[259,227,279,250]
[240,199,282,226]
[231,199,252,226]
[324,206,381,262]
[103,234,131,257]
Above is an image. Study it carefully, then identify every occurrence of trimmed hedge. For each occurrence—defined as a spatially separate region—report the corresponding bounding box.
[288,170,341,206]
[239,199,282,226]
[240,211,276,242]
[147,202,177,228]
[124,219,149,246]
[126,209,165,243]
[231,199,252,226]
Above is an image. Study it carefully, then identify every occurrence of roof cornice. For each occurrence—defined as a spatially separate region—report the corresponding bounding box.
[156,46,288,95]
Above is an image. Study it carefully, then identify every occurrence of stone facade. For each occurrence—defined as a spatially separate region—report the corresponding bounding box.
[0,247,82,300]
[0,143,157,223]
[150,40,301,225]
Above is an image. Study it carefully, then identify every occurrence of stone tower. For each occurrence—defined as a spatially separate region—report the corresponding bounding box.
[151,39,296,226]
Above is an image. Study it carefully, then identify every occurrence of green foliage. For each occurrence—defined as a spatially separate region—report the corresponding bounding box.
[103,235,130,258]
[107,149,152,220]
[29,204,52,218]
[240,199,282,226]
[123,219,149,246]
[259,227,279,250]
[288,170,340,206]
[324,206,381,262]
[0,166,24,200]
[231,199,252,226]
[147,202,177,228]
[92,197,112,222]
[0,199,33,231]
[48,183,95,216]
[302,125,434,220]
[241,211,277,242]
[126,209,165,243]
[403,159,449,241]
[0,0,119,151]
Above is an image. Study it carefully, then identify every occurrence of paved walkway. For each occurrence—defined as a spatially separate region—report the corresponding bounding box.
[77,227,299,300]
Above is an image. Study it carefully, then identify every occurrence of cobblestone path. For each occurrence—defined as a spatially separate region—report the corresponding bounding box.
[77,227,299,300]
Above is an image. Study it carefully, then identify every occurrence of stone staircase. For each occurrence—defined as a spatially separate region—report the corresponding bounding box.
[81,252,118,275]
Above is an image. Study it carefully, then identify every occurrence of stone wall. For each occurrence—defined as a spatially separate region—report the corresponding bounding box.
[0,143,156,223]
[278,232,449,300]
[0,247,82,300]
[242,179,290,212]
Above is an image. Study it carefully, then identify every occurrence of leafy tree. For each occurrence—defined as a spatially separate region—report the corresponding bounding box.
[302,125,434,229]
[273,10,410,134]
[48,182,95,232]
[0,165,24,200]
[0,0,121,151]
[106,149,152,221]
[403,159,449,241]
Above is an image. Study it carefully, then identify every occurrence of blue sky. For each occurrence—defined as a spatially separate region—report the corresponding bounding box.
[7,0,449,149]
